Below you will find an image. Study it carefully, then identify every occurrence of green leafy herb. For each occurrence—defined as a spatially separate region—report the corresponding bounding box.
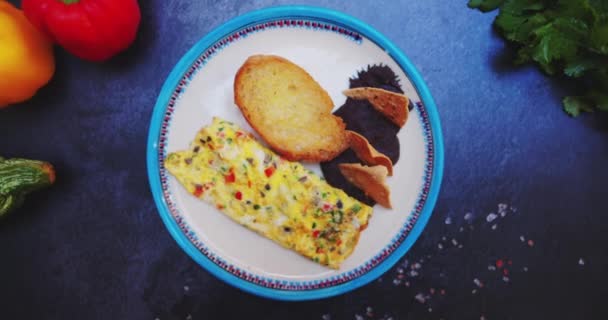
[469,0,608,116]
[332,211,343,224]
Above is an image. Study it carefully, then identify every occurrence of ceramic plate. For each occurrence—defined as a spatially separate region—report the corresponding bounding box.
[147,6,444,300]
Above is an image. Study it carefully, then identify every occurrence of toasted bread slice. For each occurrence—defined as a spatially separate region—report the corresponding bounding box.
[234,55,348,162]
[347,130,394,176]
[339,163,392,208]
[343,87,410,127]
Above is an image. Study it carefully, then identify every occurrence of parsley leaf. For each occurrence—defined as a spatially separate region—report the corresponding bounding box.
[563,96,593,117]
[563,55,601,77]
[470,0,608,116]
[530,18,587,72]
[468,0,506,12]
[589,91,608,111]
[590,23,608,53]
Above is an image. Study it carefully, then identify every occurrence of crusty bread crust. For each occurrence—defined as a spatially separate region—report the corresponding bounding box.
[234,55,348,162]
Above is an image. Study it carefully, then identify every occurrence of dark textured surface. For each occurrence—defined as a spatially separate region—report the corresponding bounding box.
[1,1,608,319]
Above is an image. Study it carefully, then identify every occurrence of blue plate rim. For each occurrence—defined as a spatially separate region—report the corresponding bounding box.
[146,5,444,301]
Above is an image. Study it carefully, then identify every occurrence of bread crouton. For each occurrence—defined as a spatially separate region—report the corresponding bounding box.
[234,55,348,162]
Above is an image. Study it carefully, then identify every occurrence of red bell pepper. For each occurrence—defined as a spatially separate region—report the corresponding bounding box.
[22,0,141,62]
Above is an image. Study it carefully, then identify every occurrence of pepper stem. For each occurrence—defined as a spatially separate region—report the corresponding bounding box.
[61,0,80,4]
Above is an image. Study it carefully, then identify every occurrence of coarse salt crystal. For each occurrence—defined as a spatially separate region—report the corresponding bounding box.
[520,235,525,242]
[438,243,444,249]
[473,278,483,287]
[491,224,497,230]
[579,258,585,266]
[464,212,473,220]
[322,314,331,320]
[486,212,498,222]
[393,279,401,286]
[459,227,464,232]
[410,270,419,277]
[414,262,421,269]
[414,293,426,303]
[445,217,452,224]
[452,238,458,246]
[488,265,496,271]
[503,276,510,282]
[355,315,364,320]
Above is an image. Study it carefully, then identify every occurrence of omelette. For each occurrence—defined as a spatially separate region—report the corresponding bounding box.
[164,117,373,269]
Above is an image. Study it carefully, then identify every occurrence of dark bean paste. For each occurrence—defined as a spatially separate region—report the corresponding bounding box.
[321,65,413,206]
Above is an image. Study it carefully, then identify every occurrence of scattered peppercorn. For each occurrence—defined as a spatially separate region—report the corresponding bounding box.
[336,200,343,209]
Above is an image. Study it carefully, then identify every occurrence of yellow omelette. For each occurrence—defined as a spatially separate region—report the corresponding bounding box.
[164,117,373,269]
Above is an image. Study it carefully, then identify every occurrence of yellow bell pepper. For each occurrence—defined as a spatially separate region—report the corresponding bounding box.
[0,0,55,108]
